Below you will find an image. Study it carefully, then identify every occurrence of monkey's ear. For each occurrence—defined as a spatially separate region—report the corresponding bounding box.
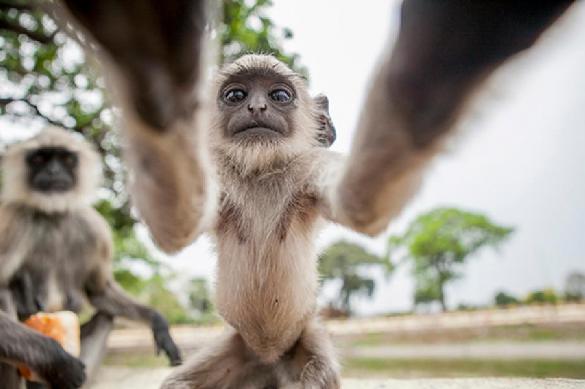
[313,94,336,147]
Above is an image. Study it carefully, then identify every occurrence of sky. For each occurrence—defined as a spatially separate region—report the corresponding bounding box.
[168,1,585,315]
[2,1,585,315]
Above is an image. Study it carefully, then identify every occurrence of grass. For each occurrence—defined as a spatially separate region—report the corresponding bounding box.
[340,323,585,348]
[343,358,585,379]
[105,352,585,379]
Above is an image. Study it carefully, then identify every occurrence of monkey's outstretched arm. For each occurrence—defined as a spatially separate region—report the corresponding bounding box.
[59,0,216,252]
[319,1,573,235]
[86,278,182,366]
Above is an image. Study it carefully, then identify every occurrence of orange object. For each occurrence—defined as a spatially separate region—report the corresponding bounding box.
[18,312,80,382]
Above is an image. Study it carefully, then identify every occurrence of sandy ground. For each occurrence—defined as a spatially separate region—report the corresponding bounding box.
[90,368,585,389]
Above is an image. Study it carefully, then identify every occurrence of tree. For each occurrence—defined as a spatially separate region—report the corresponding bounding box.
[188,278,213,315]
[389,207,514,311]
[494,290,520,307]
[525,288,559,305]
[319,241,393,315]
[564,271,585,302]
[1,1,304,293]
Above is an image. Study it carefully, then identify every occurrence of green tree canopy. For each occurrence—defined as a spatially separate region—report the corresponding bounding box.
[494,290,520,307]
[524,288,559,305]
[389,207,514,311]
[319,240,393,315]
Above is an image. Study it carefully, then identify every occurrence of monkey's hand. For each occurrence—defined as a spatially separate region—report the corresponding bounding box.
[152,313,182,366]
[34,338,86,389]
[62,0,206,131]
[313,94,336,147]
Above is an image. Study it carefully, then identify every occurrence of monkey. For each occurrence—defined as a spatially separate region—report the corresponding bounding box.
[52,1,577,387]
[0,127,182,389]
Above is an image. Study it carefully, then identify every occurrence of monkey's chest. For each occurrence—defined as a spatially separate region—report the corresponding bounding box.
[213,194,321,359]
[12,219,96,317]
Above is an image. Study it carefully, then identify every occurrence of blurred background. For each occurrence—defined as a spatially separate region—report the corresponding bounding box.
[1,0,584,382]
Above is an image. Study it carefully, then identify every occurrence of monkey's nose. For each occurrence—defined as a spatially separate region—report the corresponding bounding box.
[247,103,267,113]
[248,95,267,113]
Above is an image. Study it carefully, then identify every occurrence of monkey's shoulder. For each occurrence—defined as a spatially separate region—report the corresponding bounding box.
[215,187,320,243]
[4,205,110,259]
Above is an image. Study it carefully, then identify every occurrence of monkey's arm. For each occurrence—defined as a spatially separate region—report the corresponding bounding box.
[318,1,573,235]
[60,1,216,253]
[82,208,182,365]
[0,289,86,389]
[0,205,28,286]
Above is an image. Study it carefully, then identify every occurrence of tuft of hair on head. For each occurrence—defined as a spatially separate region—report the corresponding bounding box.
[211,54,321,175]
[1,126,102,213]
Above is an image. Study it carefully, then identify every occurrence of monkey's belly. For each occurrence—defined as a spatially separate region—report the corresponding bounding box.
[215,238,319,363]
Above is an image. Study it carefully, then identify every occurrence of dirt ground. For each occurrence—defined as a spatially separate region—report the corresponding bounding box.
[91,369,585,389]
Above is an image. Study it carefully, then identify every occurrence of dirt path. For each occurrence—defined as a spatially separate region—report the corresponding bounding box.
[90,368,585,389]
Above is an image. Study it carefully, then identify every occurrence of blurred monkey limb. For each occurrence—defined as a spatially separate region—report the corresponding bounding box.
[54,0,218,253]
[322,1,575,235]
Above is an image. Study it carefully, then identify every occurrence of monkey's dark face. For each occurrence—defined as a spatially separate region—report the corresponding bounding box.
[218,74,296,142]
[26,147,78,192]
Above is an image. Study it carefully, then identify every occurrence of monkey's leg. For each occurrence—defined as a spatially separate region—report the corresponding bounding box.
[279,319,340,389]
[79,312,114,384]
[161,328,276,389]
[87,281,182,365]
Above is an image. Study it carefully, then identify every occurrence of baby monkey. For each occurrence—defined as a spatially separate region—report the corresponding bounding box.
[161,55,342,388]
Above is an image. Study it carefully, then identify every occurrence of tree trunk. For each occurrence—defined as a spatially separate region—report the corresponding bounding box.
[438,281,447,312]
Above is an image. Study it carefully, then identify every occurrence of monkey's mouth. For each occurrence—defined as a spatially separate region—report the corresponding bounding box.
[233,124,284,138]
[32,177,74,192]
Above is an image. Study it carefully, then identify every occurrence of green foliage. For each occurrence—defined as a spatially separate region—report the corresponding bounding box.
[494,290,520,307]
[142,275,192,324]
[389,207,514,311]
[564,271,585,302]
[319,241,393,314]
[221,0,307,77]
[524,288,559,305]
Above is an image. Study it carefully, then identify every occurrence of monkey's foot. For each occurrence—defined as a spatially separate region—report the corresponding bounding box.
[279,320,341,389]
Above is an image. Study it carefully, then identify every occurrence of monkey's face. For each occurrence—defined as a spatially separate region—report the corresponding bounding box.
[211,55,319,173]
[26,147,78,193]
[218,74,296,143]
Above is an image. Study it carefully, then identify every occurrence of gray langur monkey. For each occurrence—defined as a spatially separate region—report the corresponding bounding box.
[0,127,182,389]
[55,1,576,388]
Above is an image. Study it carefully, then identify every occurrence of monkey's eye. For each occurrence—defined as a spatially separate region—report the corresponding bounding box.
[62,153,78,167]
[28,154,45,165]
[270,89,292,103]
[223,89,247,104]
